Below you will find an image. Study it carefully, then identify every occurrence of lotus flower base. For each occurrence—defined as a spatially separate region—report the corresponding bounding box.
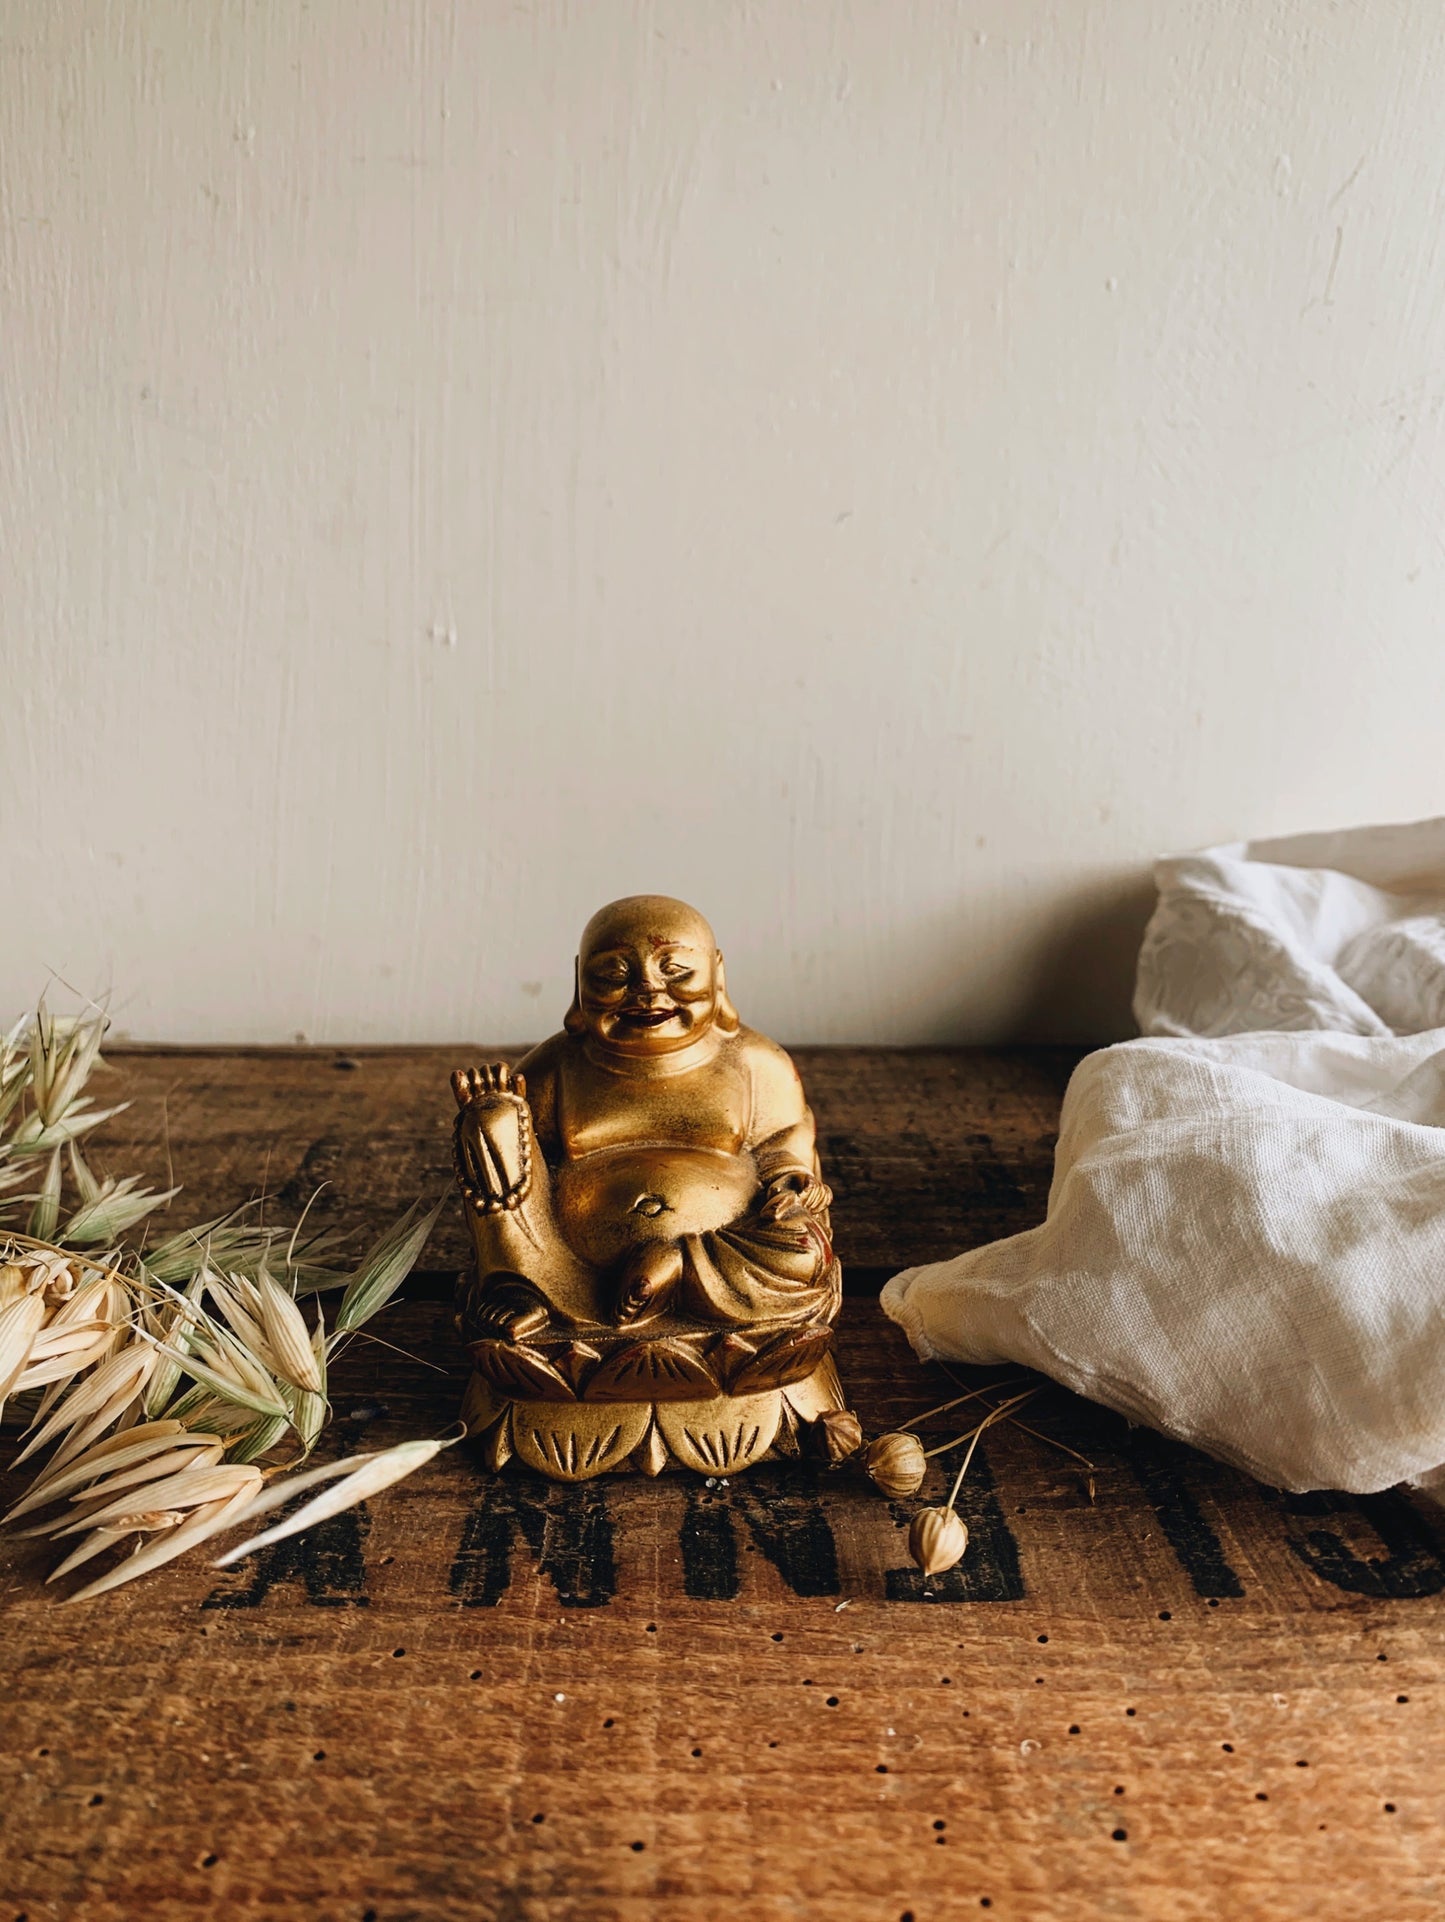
[461,1350,851,1482]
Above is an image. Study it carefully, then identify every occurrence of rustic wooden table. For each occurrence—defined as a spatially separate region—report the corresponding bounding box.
[3,1048,1441,1922]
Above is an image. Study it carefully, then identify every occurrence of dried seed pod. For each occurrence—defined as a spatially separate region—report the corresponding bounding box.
[806,1408,864,1464]
[862,1431,927,1499]
[908,1505,969,1577]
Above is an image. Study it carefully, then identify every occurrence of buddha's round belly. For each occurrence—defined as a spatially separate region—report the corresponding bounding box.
[554,1147,759,1267]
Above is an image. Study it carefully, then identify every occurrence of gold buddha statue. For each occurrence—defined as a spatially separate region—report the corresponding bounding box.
[450,895,853,1480]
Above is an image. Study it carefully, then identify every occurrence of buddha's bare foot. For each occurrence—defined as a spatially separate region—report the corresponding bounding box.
[457,1273,551,1345]
[615,1242,684,1326]
[451,1063,533,1213]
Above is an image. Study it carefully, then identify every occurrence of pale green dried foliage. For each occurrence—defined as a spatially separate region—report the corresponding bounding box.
[0,996,445,1601]
[0,1001,174,1242]
[140,1217,349,1293]
[334,1199,446,1335]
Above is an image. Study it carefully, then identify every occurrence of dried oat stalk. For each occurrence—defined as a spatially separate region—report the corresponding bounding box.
[0,1001,450,1600]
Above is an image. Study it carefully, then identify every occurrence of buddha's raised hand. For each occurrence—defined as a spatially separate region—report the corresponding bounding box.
[451,1062,532,1214]
[451,1062,527,1107]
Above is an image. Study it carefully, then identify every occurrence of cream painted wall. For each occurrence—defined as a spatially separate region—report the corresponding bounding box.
[3,0,1443,1045]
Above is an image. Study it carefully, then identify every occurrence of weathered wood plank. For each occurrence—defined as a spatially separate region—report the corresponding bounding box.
[1,1048,1440,1922]
[83,1044,1082,1274]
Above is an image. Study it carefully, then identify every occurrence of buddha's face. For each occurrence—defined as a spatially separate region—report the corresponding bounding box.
[574,897,725,1058]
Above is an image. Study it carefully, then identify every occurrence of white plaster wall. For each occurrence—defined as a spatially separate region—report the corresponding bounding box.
[4,0,1443,1044]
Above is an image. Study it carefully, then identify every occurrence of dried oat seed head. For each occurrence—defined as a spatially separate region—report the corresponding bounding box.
[257,1269,324,1393]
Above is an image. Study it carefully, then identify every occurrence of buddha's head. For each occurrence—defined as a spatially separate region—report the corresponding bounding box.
[565,895,740,1058]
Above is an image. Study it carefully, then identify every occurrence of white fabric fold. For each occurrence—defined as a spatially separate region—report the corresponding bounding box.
[882,818,1445,1493]
[1134,817,1445,1039]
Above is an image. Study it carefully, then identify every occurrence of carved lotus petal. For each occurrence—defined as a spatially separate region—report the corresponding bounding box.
[585,1338,719,1403]
[460,1368,508,1438]
[707,1331,756,1378]
[632,1420,670,1477]
[727,1324,834,1395]
[512,1400,651,1481]
[657,1390,781,1475]
[468,1339,575,1402]
[780,1352,847,1422]
[770,1397,801,1458]
[483,1407,513,1472]
[552,1341,602,1393]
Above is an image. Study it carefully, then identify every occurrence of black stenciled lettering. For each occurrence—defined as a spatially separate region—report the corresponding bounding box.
[1125,1430,1245,1599]
[203,1502,370,1610]
[885,1436,1025,1602]
[1282,1489,1445,1600]
[730,1467,840,1597]
[680,1482,740,1600]
[449,1468,617,1608]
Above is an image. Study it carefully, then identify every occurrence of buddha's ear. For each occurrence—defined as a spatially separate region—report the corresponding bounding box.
[564,957,586,1035]
[714,952,740,1034]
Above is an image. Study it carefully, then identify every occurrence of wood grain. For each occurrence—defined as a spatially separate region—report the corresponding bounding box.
[2,1048,1440,1922]
[72,1045,1082,1276]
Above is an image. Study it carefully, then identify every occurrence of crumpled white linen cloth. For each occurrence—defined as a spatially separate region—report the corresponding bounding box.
[1134,817,1445,1039]
[881,819,1445,1493]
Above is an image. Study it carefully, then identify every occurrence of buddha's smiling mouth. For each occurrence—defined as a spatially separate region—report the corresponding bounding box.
[618,1007,680,1027]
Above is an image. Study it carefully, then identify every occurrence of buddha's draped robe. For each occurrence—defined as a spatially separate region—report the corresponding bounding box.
[510,1026,839,1329]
